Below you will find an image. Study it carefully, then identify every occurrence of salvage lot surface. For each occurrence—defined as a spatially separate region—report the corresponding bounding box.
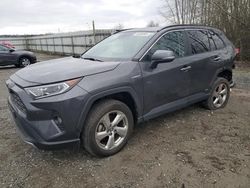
[0,53,249,188]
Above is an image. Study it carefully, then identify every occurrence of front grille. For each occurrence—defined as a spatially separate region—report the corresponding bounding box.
[10,92,27,114]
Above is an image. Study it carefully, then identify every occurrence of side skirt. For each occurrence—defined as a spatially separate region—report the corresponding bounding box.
[142,92,209,121]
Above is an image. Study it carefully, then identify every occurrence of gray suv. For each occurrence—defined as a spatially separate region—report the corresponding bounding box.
[0,44,37,67]
[6,25,235,157]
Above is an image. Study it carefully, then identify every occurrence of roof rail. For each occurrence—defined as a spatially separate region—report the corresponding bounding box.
[158,24,209,31]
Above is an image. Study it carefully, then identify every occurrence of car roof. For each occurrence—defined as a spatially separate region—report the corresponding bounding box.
[121,24,218,33]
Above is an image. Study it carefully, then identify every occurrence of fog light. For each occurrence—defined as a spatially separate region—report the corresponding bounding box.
[53,116,65,131]
[53,116,62,125]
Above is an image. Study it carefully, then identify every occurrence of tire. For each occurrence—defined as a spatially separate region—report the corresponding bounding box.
[82,99,134,157]
[19,57,31,67]
[203,77,230,110]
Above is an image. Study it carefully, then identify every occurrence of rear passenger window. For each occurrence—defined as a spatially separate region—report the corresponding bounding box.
[187,30,210,54]
[143,31,186,62]
[208,35,217,51]
[209,31,225,50]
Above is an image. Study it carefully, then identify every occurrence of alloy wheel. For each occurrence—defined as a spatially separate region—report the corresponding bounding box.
[20,58,31,67]
[95,110,128,150]
[212,83,228,108]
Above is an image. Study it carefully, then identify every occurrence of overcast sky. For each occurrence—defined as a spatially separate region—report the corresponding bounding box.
[0,0,166,35]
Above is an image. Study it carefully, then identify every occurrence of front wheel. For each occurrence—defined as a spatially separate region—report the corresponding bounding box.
[203,78,230,110]
[82,99,134,157]
[19,57,31,67]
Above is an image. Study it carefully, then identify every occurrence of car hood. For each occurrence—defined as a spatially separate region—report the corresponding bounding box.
[13,50,34,55]
[12,57,120,86]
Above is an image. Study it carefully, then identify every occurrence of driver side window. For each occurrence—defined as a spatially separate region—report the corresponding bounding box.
[142,31,186,62]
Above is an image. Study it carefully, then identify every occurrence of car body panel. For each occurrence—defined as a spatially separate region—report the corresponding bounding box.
[139,58,191,115]
[6,78,88,149]
[77,61,144,126]
[15,57,120,84]
[0,50,17,65]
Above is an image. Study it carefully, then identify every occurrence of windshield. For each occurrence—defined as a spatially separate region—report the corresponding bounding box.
[81,31,155,61]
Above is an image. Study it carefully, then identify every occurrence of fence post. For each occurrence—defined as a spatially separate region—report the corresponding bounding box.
[46,38,49,53]
[39,38,42,52]
[35,39,38,52]
[71,36,75,55]
[84,35,87,52]
[25,37,28,50]
[60,37,64,55]
[52,37,56,54]
[92,20,96,44]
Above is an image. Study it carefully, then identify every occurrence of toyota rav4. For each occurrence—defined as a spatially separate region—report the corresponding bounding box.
[6,25,236,157]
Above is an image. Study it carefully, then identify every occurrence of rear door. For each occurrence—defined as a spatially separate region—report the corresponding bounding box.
[185,29,221,95]
[208,29,231,66]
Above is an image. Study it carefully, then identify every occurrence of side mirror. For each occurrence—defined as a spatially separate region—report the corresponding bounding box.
[9,49,15,52]
[150,50,175,69]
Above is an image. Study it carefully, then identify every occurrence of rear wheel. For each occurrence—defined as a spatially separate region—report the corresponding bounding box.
[82,99,134,157]
[19,57,31,67]
[203,78,230,110]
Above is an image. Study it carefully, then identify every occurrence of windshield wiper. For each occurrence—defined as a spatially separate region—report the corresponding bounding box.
[82,57,103,62]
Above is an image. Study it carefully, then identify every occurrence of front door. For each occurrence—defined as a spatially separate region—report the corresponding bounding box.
[0,45,14,65]
[139,31,191,115]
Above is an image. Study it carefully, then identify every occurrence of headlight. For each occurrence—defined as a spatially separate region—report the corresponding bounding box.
[25,78,81,99]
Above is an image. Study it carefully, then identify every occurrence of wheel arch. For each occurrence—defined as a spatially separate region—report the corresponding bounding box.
[217,69,232,82]
[77,86,143,135]
[18,55,32,65]
[210,68,232,88]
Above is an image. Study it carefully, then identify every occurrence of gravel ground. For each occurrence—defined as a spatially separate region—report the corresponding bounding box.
[0,53,250,188]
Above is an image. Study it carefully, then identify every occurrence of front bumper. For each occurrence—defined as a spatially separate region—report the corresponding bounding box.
[8,99,80,149]
[6,79,89,150]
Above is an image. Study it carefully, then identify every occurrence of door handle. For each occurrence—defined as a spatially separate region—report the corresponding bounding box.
[213,55,221,61]
[180,65,192,71]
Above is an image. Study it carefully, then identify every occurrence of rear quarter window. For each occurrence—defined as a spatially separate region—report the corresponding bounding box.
[209,30,225,50]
